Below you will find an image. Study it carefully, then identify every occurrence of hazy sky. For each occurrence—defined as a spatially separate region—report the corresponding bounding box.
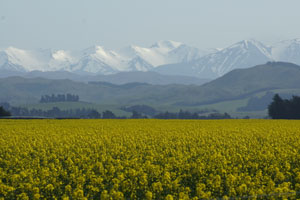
[1,0,300,50]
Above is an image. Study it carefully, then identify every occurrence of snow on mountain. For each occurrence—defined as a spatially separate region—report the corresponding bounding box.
[192,39,273,78]
[4,47,49,71]
[118,40,180,67]
[151,40,182,48]
[154,39,273,79]
[0,47,78,72]
[48,50,78,71]
[271,39,300,65]
[118,45,163,67]
[71,55,117,74]
[0,41,213,75]
[0,50,25,72]
[150,40,182,53]
[117,40,210,68]
[167,44,212,63]
[70,41,195,74]
[2,39,300,78]
[71,46,128,74]
[127,56,153,71]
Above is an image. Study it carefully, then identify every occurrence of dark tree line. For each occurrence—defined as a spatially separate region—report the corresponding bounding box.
[40,94,79,103]
[0,106,11,117]
[121,105,157,116]
[9,107,101,119]
[0,102,124,119]
[154,110,231,119]
[1,102,231,119]
[268,94,300,119]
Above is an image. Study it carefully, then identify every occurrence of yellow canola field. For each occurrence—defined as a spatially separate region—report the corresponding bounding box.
[0,119,300,199]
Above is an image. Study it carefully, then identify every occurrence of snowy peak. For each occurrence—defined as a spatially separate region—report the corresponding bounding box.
[271,39,300,65]
[227,39,272,58]
[118,45,149,59]
[168,44,208,63]
[81,45,116,59]
[0,51,9,66]
[118,40,199,67]
[0,40,209,74]
[51,50,75,63]
[127,56,153,71]
[0,47,79,72]
[182,39,274,79]
[71,56,116,74]
[234,39,261,47]
[4,47,50,71]
[0,51,25,72]
[150,40,182,50]
[77,45,129,73]
[2,39,300,79]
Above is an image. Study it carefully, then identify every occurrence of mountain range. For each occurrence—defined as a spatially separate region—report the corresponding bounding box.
[2,39,300,79]
[0,70,209,85]
[0,41,208,74]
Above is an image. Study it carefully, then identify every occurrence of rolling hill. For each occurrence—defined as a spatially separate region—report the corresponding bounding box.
[1,62,300,118]
[0,70,209,85]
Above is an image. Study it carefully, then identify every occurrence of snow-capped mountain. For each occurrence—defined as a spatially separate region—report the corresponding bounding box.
[116,40,206,67]
[167,44,212,63]
[70,45,127,73]
[271,39,300,65]
[0,40,207,74]
[156,39,300,79]
[191,39,274,78]
[127,56,153,71]
[154,39,273,79]
[1,39,300,79]
[0,47,78,72]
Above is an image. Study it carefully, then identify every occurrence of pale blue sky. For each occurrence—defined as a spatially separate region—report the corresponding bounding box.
[0,0,300,50]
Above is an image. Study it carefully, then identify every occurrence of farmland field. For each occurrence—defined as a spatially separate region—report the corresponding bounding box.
[1,119,300,199]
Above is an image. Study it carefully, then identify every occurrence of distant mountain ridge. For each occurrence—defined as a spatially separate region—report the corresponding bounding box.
[1,62,300,108]
[0,70,209,85]
[1,39,300,79]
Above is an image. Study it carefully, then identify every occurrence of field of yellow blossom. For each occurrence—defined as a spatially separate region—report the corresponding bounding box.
[1,119,300,199]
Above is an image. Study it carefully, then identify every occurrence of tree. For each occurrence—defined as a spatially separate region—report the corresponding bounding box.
[268,94,300,119]
[268,94,286,119]
[131,111,144,119]
[88,110,101,119]
[0,106,11,117]
[102,110,116,119]
[40,94,79,103]
[40,96,46,103]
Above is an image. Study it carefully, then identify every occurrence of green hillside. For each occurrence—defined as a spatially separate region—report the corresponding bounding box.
[1,62,300,118]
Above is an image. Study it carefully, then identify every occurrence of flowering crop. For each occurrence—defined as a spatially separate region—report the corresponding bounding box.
[0,119,300,199]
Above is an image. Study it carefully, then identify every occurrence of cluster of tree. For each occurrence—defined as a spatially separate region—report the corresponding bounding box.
[0,106,11,117]
[268,94,300,119]
[101,110,129,119]
[121,105,219,117]
[0,102,138,119]
[1,102,231,119]
[130,110,148,119]
[0,102,124,119]
[40,94,79,103]
[154,110,231,119]
[121,105,157,116]
[9,106,100,119]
